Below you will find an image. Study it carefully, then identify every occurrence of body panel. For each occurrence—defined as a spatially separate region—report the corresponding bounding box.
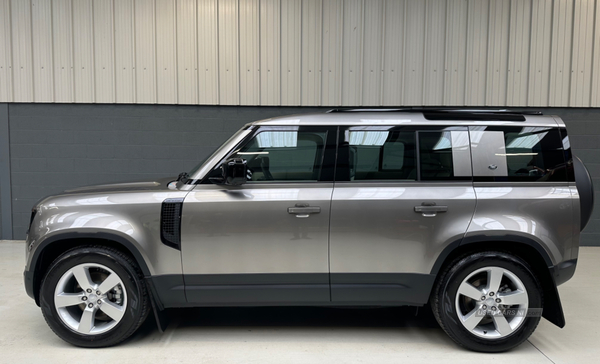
[25,177,186,276]
[329,182,476,276]
[466,183,574,266]
[181,183,333,303]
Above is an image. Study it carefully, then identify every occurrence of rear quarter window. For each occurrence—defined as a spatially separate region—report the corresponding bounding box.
[469,126,568,182]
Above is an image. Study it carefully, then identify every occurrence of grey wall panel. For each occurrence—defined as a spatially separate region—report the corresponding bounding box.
[3,102,600,246]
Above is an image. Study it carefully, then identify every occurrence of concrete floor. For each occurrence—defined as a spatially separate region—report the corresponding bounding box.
[1,241,598,364]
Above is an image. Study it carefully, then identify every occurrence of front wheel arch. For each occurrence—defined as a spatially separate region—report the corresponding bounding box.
[431,239,565,328]
[31,234,151,306]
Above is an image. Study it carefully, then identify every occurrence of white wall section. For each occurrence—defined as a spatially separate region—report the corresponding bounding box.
[1,0,600,107]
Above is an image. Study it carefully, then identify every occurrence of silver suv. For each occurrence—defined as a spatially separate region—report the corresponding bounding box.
[24,109,593,351]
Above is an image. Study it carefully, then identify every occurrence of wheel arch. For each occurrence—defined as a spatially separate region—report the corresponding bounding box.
[29,232,152,306]
[430,235,565,328]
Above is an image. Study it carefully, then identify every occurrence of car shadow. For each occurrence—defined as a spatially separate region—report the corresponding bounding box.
[129,305,443,344]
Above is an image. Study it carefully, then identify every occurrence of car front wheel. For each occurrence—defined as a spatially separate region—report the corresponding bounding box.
[40,246,150,347]
[431,251,543,352]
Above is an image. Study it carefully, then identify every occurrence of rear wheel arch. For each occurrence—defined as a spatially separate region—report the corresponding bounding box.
[31,233,151,306]
[430,237,565,328]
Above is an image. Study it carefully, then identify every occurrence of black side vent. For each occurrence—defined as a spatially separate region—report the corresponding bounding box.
[160,198,184,250]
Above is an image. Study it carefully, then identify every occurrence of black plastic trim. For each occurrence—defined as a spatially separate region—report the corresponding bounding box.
[184,273,330,305]
[160,198,184,250]
[330,273,435,305]
[149,274,186,308]
[552,259,578,286]
[573,156,594,231]
[32,232,152,275]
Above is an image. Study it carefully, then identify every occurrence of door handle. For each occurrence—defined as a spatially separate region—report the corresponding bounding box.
[288,204,321,218]
[414,203,447,217]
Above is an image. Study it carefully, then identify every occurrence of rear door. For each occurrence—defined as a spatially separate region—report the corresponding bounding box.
[329,126,476,305]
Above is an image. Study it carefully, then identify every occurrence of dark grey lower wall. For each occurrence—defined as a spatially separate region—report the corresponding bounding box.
[0,103,599,246]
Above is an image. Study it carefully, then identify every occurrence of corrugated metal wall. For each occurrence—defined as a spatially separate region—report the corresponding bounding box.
[1,0,600,107]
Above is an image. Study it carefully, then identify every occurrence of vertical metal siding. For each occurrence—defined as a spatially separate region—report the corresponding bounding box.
[72,0,94,102]
[156,0,177,104]
[422,0,446,106]
[114,0,135,103]
[321,0,342,106]
[0,0,13,102]
[592,0,600,107]
[31,0,54,102]
[177,0,198,104]
[218,0,239,105]
[134,0,156,103]
[528,0,553,107]
[4,0,600,107]
[570,0,595,107]
[464,0,488,106]
[507,0,532,106]
[485,0,509,106]
[301,0,322,106]
[403,0,425,105]
[197,0,219,104]
[341,0,362,106]
[549,0,574,107]
[444,0,468,106]
[260,0,280,105]
[239,0,259,105]
[11,0,34,102]
[92,0,115,103]
[361,0,383,106]
[52,0,74,103]
[280,0,301,105]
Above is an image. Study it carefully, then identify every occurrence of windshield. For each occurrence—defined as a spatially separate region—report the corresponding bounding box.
[186,128,249,181]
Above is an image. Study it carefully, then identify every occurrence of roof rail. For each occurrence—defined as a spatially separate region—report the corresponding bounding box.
[325,108,543,121]
[326,107,542,115]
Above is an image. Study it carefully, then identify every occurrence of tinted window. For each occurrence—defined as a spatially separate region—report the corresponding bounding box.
[231,131,327,182]
[470,126,567,182]
[418,131,472,181]
[348,131,417,181]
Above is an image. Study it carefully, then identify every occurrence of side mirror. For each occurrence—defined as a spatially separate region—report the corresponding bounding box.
[215,158,247,186]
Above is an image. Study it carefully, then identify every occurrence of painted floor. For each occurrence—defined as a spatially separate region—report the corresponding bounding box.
[1,240,598,363]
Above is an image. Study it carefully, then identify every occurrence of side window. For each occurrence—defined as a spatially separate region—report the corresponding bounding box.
[231,131,327,182]
[348,131,416,181]
[418,131,472,181]
[470,126,567,182]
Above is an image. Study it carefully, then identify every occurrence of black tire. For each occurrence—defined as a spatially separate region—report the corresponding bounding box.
[431,251,543,352]
[40,246,150,347]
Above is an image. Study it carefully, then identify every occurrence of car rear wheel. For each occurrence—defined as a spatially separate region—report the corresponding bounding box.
[40,246,150,347]
[431,251,543,352]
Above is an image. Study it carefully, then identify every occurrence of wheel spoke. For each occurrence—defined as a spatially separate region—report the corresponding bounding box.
[97,273,121,295]
[458,282,483,301]
[72,265,93,290]
[55,292,85,308]
[98,300,125,322]
[487,267,504,293]
[498,290,528,306]
[78,307,96,334]
[492,312,513,336]
[462,307,485,331]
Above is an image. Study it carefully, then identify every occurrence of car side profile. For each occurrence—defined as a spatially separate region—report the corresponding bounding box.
[23,109,593,352]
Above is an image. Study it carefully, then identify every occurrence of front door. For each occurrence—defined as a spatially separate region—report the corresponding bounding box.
[329,126,477,305]
[181,126,337,304]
